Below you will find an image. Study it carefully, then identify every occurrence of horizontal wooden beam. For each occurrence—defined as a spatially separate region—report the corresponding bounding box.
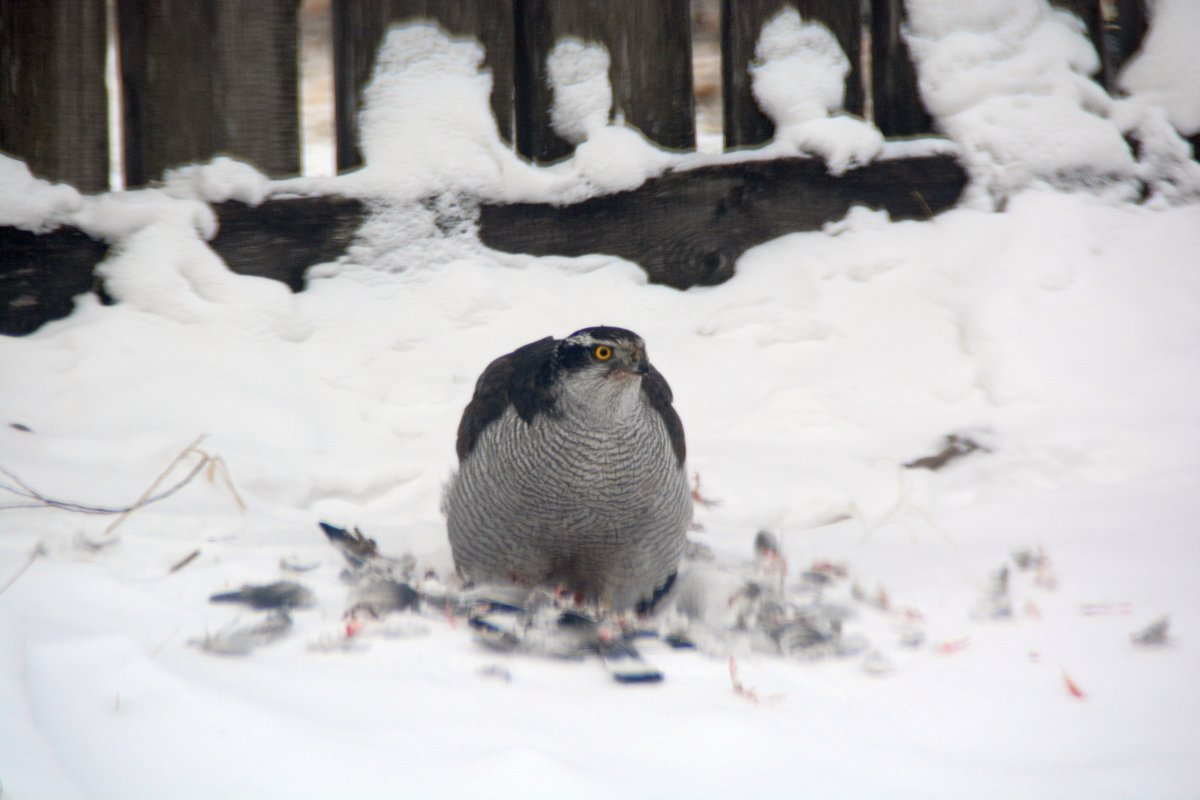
[0,196,366,336]
[209,196,367,291]
[0,225,109,336]
[2,153,967,335]
[478,153,967,288]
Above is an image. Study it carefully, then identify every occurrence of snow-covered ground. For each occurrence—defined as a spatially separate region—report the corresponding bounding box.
[3,3,1200,798]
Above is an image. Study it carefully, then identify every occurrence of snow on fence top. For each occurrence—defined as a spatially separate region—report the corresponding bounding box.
[0,0,1184,193]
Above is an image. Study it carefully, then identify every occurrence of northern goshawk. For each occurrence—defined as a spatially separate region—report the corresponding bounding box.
[444,326,691,610]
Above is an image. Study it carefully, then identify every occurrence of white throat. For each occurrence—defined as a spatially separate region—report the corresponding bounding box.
[557,368,643,422]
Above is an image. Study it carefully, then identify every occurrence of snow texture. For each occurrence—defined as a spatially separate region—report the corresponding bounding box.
[0,156,82,232]
[4,184,1199,800]
[547,38,612,145]
[351,23,528,201]
[543,37,678,194]
[3,9,1200,799]
[905,0,1200,202]
[162,157,273,207]
[1118,0,1200,136]
[750,8,883,174]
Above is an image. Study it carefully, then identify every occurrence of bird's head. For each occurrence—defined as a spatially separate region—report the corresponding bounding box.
[556,326,650,381]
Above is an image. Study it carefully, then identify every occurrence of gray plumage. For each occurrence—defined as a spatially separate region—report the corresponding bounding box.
[444,326,692,610]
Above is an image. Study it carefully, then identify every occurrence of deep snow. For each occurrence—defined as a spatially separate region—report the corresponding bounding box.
[3,3,1200,798]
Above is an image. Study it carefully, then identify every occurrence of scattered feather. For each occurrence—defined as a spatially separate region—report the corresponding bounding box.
[1131,616,1170,646]
[193,610,293,656]
[209,581,315,610]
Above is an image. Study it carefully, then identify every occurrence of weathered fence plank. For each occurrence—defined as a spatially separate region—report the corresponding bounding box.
[0,225,108,336]
[2,152,965,334]
[1049,0,1110,84]
[1050,0,1150,91]
[0,0,109,192]
[333,0,390,173]
[119,0,301,187]
[1113,0,1147,69]
[514,0,694,163]
[209,196,367,291]
[721,0,863,150]
[333,0,516,173]
[870,0,933,136]
[0,195,365,336]
[479,153,967,288]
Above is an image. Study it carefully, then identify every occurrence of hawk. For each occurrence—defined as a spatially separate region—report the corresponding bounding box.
[444,326,691,610]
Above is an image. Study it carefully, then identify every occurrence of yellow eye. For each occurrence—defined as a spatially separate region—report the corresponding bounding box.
[593,345,613,361]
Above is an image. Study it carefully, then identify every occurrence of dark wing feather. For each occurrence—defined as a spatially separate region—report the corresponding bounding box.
[456,336,558,460]
[641,364,686,466]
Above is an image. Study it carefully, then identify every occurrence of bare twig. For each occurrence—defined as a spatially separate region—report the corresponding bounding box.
[911,189,934,219]
[0,434,246,538]
[1,453,204,516]
[168,549,202,574]
[205,455,246,511]
[0,541,45,597]
[103,435,209,537]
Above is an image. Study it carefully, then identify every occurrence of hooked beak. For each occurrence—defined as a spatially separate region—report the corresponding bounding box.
[613,350,649,378]
[627,348,650,376]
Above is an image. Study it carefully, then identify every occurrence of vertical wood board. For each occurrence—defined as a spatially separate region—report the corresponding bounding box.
[0,0,109,192]
[870,0,933,136]
[722,0,863,150]
[334,0,515,173]
[514,0,694,163]
[120,0,300,187]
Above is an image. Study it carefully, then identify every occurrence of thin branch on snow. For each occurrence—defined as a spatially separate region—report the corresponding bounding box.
[168,548,202,574]
[0,455,205,515]
[0,541,45,597]
[102,434,210,537]
[0,435,246,538]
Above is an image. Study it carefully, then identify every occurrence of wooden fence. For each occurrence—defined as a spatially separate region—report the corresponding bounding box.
[0,0,1170,335]
[1,0,1154,190]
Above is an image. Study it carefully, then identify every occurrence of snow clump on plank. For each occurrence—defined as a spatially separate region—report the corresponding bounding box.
[547,38,612,145]
[750,8,883,175]
[906,0,1200,202]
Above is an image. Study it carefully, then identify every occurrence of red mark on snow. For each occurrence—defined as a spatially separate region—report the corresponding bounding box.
[810,560,848,578]
[935,637,970,655]
[1062,670,1087,700]
[690,472,720,508]
[728,657,782,705]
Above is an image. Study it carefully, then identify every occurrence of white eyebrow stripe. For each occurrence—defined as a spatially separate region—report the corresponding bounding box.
[565,332,598,347]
